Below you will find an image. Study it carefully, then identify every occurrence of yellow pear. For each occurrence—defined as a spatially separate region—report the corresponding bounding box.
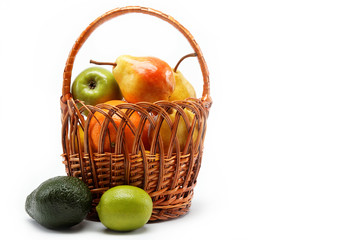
[150,108,198,153]
[91,56,175,103]
[74,125,84,153]
[169,70,196,101]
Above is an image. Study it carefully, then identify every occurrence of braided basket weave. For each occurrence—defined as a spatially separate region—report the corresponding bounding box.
[60,6,212,222]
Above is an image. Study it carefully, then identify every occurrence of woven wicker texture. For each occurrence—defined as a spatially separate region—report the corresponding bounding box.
[60,6,212,222]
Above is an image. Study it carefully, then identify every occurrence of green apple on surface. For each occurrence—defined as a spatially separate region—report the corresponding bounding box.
[71,67,122,106]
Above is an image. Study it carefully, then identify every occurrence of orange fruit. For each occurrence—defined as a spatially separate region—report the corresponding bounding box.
[89,100,150,152]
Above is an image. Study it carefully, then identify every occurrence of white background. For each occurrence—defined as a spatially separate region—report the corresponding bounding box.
[1,0,343,239]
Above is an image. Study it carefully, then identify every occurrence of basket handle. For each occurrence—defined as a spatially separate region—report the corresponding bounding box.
[62,6,212,107]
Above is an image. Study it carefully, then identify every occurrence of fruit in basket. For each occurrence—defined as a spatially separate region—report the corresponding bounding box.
[75,125,84,152]
[169,70,196,101]
[149,108,198,152]
[169,53,197,101]
[72,67,122,106]
[96,185,153,232]
[25,176,92,229]
[89,100,150,152]
[90,55,175,103]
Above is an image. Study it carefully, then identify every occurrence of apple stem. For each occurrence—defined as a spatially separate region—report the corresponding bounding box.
[173,53,197,72]
[90,60,117,67]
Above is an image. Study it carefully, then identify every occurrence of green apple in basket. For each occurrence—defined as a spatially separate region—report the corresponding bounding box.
[71,67,123,107]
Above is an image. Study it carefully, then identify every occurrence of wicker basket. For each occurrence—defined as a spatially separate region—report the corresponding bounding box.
[60,6,212,222]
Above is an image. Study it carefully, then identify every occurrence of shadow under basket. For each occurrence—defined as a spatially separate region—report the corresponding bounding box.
[60,6,212,222]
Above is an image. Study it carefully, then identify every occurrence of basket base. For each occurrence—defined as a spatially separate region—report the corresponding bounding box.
[86,210,100,222]
[86,202,192,222]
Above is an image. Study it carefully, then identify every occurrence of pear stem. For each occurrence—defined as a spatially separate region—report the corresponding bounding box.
[90,60,117,67]
[173,53,197,72]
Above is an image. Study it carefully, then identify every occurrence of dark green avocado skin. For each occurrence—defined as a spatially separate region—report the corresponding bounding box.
[25,176,92,229]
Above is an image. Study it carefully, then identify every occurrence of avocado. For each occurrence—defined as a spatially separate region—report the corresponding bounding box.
[25,176,92,229]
